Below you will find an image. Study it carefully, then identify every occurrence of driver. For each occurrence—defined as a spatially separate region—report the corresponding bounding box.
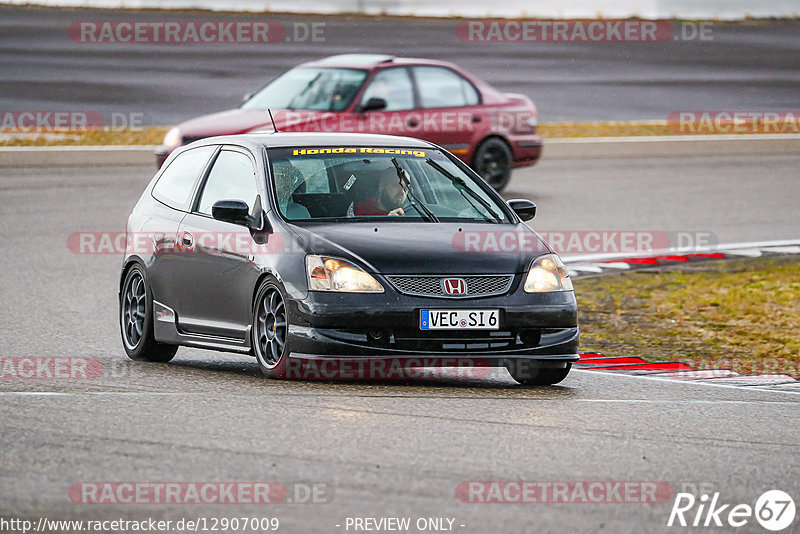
[353,168,407,216]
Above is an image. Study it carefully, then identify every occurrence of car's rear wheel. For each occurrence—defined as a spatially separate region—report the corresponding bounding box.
[473,137,513,192]
[506,362,572,386]
[120,265,178,362]
[253,278,290,379]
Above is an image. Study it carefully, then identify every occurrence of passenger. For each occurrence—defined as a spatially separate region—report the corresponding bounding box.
[272,160,311,219]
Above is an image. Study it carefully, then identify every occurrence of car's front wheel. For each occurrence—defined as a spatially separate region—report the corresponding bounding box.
[473,137,513,192]
[506,362,572,386]
[252,278,291,379]
[119,265,178,362]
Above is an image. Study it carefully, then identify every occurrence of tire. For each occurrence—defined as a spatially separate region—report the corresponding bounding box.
[472,137,513,192]
[252,277,291,379]
[506,362,572,386]
[119,265,178,362]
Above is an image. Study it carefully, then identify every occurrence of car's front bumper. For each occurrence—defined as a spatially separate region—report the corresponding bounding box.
[510,134,543,167]
[155,146,169,168]
[285,286,578,360]
[280,352,576,381]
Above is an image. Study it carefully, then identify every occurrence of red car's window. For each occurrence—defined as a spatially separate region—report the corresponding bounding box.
[359,68,415,111]
[414,66,480,108]
[242,67,367,112]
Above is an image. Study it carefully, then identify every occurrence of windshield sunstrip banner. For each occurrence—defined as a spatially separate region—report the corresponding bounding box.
[290,147,427,158]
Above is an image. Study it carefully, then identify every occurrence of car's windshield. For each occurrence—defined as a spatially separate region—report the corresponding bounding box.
[268,145,511,223]
[242,67,367,111]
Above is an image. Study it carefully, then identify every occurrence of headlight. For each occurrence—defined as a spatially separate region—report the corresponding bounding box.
[163,127,181,149]
[305,255,384,293]
[524,254,573,292]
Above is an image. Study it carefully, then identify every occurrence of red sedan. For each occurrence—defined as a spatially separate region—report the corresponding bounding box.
[156,54,542,191]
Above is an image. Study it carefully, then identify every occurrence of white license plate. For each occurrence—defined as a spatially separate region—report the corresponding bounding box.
[420,309,499,330]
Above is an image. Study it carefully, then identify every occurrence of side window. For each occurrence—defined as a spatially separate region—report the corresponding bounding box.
[151,146,216,211]
[414,66,480,108]
[359,68,414,111]
[196,149,259,216]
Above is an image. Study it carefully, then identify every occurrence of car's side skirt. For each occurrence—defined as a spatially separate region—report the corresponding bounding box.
[152,300,253,355]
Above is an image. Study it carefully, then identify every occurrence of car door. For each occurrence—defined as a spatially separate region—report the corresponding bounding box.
[173,146,263,339]
[349,66,419,137]
[146,145,218,312]
[410,65,484,155]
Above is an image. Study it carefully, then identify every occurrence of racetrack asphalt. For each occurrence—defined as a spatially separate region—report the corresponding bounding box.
[1,5,799,125]
[1,153,798,532]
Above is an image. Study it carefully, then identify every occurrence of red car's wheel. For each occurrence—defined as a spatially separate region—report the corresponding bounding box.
[473,137,513,192]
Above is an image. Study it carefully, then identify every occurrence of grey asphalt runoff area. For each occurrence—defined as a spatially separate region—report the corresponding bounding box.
[1,6,799,124]
[1,153,799,533]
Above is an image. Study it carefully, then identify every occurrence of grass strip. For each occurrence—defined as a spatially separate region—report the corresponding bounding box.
[574,256,800,378]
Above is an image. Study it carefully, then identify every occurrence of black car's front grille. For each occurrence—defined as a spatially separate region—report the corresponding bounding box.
[388,275,514,298]
[393,328,519,351]
[324,328,544,353]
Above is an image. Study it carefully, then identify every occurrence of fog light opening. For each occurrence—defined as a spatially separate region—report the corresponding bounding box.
[519,330,541,346]
[368,330,389,345]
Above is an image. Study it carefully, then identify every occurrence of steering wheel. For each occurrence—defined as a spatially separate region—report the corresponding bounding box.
[399,200,417,216]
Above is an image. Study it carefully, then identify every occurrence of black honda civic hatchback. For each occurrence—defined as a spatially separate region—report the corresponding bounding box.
[119,132,578,385]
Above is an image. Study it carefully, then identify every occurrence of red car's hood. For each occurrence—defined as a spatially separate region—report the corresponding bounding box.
[177,108,329,137]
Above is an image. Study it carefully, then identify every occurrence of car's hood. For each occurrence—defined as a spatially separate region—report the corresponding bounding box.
[176,108,331,138]
[290,222,551,275]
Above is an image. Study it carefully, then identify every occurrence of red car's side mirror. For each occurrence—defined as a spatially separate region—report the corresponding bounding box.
[359,97,387,112]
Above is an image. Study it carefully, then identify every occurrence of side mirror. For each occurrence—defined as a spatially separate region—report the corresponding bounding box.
[212,199,251,226]
[243,92,254,103]
[508,199,536,221]
[359,97,387,112]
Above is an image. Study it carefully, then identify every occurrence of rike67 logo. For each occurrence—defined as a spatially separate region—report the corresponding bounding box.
[668,490,796,531]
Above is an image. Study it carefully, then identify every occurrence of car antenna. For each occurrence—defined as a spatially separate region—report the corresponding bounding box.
[268,109,279,133]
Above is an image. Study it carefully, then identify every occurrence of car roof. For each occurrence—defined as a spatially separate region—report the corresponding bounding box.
[190,132,436,150]
[300,53,458,70]
[314,53,395,66]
